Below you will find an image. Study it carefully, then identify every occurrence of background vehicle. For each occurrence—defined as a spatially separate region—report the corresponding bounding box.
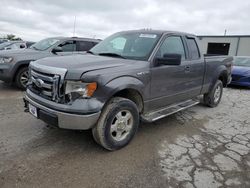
[0,39,9,44]
[0,41,35,50]
[230,56,250,87]
[0,37,100,89]
[24,30,233,150]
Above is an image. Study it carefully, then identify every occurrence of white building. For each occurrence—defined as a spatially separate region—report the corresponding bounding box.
[198,35,250,56]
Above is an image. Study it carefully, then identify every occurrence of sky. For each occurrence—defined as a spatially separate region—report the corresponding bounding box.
[0,0,250,42]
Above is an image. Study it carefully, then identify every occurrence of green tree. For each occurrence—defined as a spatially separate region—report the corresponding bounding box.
[3,34,22,41]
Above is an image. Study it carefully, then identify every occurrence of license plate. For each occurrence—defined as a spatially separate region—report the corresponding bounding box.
[29,104,38,118]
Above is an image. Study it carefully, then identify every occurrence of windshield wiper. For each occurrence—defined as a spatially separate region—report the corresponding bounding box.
[98,53,126,59]
[31,46,40,51]
[86,50,94,54]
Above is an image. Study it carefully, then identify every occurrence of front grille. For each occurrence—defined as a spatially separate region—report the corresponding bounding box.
[28,69,62,102]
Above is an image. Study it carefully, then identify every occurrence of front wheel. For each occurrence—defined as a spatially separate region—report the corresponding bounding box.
[204,80,223,108]
[15,67,29,90]
[92,97,139,151]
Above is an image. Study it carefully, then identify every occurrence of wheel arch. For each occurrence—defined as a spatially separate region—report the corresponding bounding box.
[218,70,228,87]
[104,77,145,113]
[209,66,228,91]
[12,60,31,82]
[112,88,144,113]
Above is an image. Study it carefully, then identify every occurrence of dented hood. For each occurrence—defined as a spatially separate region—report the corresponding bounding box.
[31,54,138,79]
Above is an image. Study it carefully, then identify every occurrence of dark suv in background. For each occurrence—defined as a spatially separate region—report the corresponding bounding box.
[0,41,35,50]
[0,37,100,89]
[0,39,9,44]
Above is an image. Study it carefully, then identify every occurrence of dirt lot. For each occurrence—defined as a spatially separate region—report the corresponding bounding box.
[0,81,249,188]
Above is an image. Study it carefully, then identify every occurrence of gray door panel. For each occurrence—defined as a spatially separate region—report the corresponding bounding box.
[182,59,204,96]
[148,35,204,111]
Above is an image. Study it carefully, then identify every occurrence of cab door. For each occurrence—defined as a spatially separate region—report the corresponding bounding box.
[183,36,204,97]
[149,35,201,110]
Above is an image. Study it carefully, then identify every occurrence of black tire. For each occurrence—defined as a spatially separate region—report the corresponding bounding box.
[92,97,139,151]
[204,80,223,108]
[15,67,29,90]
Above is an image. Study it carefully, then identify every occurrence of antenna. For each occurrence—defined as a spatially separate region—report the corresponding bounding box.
[73,16,76,37]
[224,29,227,36]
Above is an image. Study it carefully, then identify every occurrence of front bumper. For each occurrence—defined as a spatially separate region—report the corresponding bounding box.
[230,80,250,87]
[227,76,232,85]
[0,64,12,82]
[24,94,101,130]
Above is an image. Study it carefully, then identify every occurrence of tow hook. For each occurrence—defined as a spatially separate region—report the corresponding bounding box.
[23,98,29,112]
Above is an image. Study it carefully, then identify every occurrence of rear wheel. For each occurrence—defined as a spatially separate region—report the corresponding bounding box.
[92,97,139,151]
[15,67,29,90]
[204,80,223,107]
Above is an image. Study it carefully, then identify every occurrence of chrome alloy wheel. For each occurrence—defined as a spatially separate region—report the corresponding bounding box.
[20,70,29,88]
[214,85,222,103]
[110,110,134,142]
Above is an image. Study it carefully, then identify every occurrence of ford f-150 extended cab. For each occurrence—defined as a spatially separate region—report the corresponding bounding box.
[0,37,100,90]
[24,30,233,150]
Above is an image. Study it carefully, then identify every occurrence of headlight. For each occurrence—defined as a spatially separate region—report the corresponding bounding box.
[65,81,97,101]
[0,57,13,64]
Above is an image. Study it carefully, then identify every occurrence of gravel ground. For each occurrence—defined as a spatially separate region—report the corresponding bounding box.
[0,81,249,188]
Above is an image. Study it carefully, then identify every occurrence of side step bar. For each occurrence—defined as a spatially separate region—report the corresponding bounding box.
[141,99,200,122]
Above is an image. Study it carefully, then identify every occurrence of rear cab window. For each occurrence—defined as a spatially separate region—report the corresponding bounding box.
[186,37,200,60]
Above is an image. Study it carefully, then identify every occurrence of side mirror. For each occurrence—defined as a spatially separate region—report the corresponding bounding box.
[20,44,26,49]
[52,46,63,54]
[155,53,182,66]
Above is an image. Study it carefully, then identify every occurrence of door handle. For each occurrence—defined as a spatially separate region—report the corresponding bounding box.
[185,66,190,72]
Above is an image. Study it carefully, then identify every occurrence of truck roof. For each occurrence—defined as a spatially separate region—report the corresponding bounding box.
[118,29,196,38]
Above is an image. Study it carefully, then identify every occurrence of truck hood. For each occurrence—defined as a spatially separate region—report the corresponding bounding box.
[232,66,250,75]
[0,48,43,56]
[32,54,140,79]
[0,48,51,62]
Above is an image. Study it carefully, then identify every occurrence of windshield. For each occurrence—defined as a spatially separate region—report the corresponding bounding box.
[30,38,59,51]
[234,57,250,67]
[0,42,11,49]
[90,32,162,60]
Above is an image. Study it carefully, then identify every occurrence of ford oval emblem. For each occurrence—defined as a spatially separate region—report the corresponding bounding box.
[34,78,44,88]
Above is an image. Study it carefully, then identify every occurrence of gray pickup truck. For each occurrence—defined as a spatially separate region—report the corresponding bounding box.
[0,37,100,89]
[24,30,232,150]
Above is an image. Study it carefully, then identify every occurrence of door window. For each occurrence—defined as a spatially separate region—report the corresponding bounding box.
[9,43,23,49]
[59,41,76,52]
[156,36,186,60]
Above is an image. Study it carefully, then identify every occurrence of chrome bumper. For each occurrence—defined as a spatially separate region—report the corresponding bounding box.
[24,95,101,130]
[228,76,232,85]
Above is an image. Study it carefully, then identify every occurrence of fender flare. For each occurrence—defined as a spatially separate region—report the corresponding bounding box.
[209,65,228,90]
[11,60,33,82]
[104,76,145,101]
